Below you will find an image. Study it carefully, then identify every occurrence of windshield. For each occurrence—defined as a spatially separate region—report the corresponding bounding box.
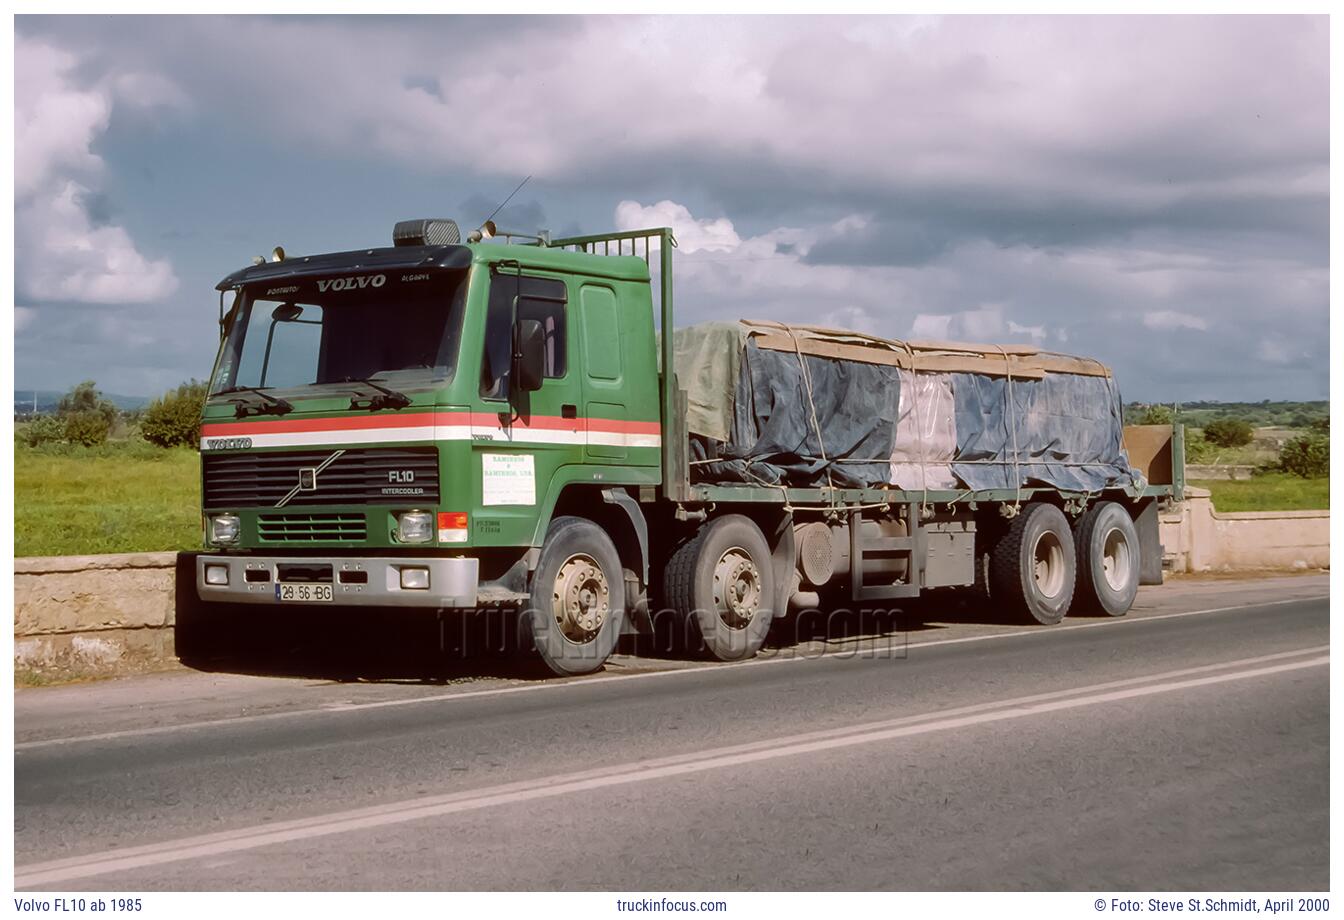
[210,271,467,397]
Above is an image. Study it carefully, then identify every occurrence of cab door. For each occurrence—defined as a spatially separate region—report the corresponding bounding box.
[578,282,628,461]
[472,272,581,545]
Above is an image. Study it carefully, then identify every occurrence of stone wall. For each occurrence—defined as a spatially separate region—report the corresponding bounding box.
[13,552,182,678]
[1160,488,1330,573]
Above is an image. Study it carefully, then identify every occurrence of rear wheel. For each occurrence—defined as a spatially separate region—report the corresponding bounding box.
[663,514,776,661]
[988,502,1076,625]
[1072,501,1140,617]
[525,516,626,676]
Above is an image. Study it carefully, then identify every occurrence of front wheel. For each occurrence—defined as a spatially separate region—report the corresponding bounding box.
[525,516,626,677]
[663,514,776,661]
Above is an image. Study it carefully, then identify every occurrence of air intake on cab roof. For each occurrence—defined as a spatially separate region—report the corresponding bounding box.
[393,218,461,247]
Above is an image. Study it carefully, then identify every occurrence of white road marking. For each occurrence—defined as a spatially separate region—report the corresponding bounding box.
[13,593,1327,752]
[15,648,1327,888]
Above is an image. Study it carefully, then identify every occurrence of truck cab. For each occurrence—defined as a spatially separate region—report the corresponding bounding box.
[197,219,663,673]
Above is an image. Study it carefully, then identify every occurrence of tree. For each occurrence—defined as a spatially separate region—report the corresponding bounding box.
[56,380,116,446]
[141,380,209,448]
[1202,417,1254,448]
[1134,404,1174,426]
[1279,433,1328,479]
[58,380,117,428]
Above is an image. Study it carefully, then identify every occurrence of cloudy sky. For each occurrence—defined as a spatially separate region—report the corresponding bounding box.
[13,14,1328,401]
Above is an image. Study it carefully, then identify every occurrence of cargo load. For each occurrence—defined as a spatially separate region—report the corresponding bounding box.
[674,320,1142,494]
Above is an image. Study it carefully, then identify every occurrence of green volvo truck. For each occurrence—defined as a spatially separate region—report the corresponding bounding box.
[197,219,1184,675]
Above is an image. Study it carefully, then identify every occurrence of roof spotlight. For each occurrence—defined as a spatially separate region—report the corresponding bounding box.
[270,246,286,263]
[467,220,497,244]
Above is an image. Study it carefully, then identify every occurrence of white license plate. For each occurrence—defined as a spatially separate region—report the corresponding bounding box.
[276,582,333,603]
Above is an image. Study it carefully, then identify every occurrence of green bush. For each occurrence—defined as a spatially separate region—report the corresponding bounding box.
[63,410,111,447]
[1202,417,1255,448]
[141,380,209,448]
[1310,416,1330,434]
[1183,430,1219,464]
[20,415,66,447]
[1279,433,1329,479]
[1133,404,1174,426]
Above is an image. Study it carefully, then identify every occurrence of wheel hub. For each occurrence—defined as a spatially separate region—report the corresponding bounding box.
[551,553,609,642]
[713,548,762,629]
[1100,526,1131,592]
[1032,531,1066,599]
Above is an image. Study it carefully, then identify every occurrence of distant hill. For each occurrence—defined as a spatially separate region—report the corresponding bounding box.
[14,388,150,416]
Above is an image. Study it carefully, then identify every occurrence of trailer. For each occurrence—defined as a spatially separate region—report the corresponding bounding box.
[197,219,1185,675]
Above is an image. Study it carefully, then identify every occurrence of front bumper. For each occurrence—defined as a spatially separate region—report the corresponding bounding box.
[196,554,480,608]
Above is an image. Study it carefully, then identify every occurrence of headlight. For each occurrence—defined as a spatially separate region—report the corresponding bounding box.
[209,514,241,545]
[396,511,434,544]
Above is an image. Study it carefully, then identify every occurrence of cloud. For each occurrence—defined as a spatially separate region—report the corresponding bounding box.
[15,306,37,333]
[30,17,1321,234]
[1008,320,1048,342]
[15,36,180,304]
[612,199,1324,400]
[1142,310,1209,331]
[615,200,741,253]
[1256,338,1301,365]
[11,16,1326,401]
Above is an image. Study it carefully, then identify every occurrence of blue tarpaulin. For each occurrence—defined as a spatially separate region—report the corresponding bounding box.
[948,372,1138,492]
[678,322,1140,493]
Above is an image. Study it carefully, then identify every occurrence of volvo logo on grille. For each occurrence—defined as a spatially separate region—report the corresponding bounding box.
[275,450,345,508]
[202,437,253,451]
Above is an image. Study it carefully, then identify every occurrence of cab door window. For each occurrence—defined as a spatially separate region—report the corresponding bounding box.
[481,274,567,400]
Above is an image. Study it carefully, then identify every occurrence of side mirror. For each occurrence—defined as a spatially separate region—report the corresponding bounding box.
[514,319,546,393]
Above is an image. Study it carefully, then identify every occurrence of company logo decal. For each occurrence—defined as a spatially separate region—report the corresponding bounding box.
[316,274,386,292]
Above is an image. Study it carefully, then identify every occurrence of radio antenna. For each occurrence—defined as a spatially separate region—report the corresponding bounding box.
[484,175,532,225]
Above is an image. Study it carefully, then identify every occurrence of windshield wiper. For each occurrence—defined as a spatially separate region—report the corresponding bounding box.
[214,386,294,419]
[342,377,412,411]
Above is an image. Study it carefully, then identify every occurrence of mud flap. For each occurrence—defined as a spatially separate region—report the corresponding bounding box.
[1133,498,1164,585]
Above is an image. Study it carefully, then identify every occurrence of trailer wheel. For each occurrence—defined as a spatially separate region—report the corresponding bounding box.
[988,502,1076,625]
[525,516,626,677]
[663,514,776,661]
[1071,501,1140,617]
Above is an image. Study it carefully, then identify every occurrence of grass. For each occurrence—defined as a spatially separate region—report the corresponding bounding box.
[15,443,201,557]
[1190,472,1329,513]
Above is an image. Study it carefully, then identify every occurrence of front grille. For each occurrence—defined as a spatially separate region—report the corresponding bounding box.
[203,447,439,508]
[258,513,367,543]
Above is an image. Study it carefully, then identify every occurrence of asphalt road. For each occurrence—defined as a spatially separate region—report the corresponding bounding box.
[14,575,1329,891]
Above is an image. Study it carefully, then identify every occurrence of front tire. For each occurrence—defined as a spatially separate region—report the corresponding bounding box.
[988,502,1076,625]
[663,514,776,661]
[1072,501,1140,617]
[525,516,626,677]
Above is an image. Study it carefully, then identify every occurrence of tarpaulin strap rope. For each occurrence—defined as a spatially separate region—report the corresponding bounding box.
[769,321,840,511]
[994,345,1023,516]
[899,342,931,517]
